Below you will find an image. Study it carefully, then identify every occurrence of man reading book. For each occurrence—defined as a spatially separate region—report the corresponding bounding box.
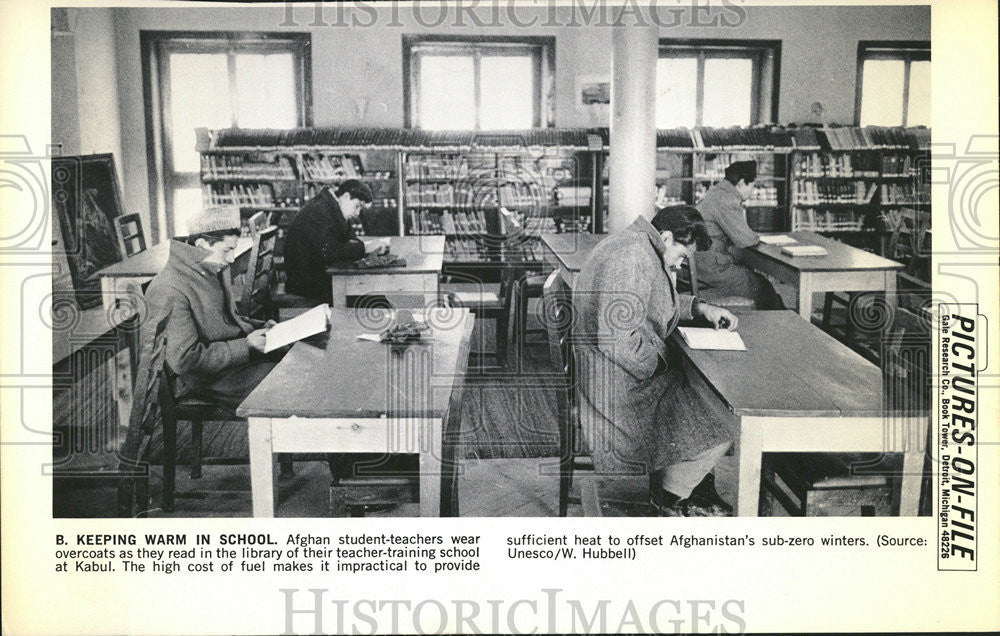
[143,205,277,408]
[573,205,738,516]
[695,160,784,309]
[283,179,390,304]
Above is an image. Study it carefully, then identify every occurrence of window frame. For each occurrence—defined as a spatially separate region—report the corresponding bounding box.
[657,38,781,128]
[402,34,555,130]
[855,41,931,127]
[141,31,312,239]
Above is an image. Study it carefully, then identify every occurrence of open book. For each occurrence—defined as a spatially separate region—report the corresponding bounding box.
[264,304,329,353]
[677,327,747,351]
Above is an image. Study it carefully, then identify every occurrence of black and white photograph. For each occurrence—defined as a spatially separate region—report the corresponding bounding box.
[2,0,998,634]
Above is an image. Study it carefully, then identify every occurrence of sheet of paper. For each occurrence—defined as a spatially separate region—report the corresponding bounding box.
[357,333,382,342]
[263,304,328,353]
[759,234,797,245]
[677,326,747,351]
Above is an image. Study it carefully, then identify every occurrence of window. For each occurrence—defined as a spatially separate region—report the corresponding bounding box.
[404,36,554,130]
[142,32,311,238]
[656,40,779,129]
[856,42,930,127]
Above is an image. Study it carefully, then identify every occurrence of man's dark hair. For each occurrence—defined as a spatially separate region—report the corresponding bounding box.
[335,179,373,203]
[651,205,712,251]
[724,160,757,185]
[184,228,240,246]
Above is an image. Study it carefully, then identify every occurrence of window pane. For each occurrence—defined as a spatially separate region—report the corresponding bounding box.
[481,56,534,129]
[656,57,697,128]
[172,188,206,237]
[419,55,475,130]
[907,60,930,126]
[236,53,298,128]
[168,53,230,173]
[703,58,753,127]
[860,59,905,126]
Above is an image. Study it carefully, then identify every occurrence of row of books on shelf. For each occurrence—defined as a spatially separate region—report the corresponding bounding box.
[794,153,877,178]
[553,186,592,207]
[792,181,877,206]
[300,154,363,181]
[210,125,930,152]
[793,209,866,232]
[880,154,919,177]
[200,154,296,180]
[204,184,275,207]
[881,184,930,205]
[443,237,546,262]
[408,210,490,235]
[692,184,778,207]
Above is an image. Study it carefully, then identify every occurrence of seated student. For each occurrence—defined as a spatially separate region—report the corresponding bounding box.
[283,179,389,304]
[144,205,276,409]
[695,161,784,309]
[573,206,738,516]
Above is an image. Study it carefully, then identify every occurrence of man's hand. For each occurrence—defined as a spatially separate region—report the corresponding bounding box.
[264,319,277,329]
[246,328,268,352]
[696,303,739,330]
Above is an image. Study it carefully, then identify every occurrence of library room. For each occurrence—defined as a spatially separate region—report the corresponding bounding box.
[51,3,932,518]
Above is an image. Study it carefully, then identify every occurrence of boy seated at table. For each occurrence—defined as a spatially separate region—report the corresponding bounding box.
[144,205,277,409]
[573,205,738,516]
[695,161,784,309]
[283,179,390,304]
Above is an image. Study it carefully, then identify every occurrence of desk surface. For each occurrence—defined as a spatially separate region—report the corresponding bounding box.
[540,233,607,273]
[674,311,885,418]
[326,235,445,276]
[96,237,253,278]
[237,307,472,419]
[752,232,903,273]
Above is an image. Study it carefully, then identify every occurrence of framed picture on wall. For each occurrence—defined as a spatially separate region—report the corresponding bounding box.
[51,154,125,309]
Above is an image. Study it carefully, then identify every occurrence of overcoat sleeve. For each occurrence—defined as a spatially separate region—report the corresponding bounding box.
[163,295,251,377]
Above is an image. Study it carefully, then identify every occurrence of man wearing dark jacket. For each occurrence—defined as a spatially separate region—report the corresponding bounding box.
[283,179,389,303]
[144,205,275,408]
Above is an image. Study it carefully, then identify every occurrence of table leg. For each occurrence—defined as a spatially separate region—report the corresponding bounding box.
[248,417,275,517]
[796,273,814,320]
[884,270,898,319]
[330,279,348,309]
[420,417,443,517]
[734,417,763,517]
[899,450,924,516]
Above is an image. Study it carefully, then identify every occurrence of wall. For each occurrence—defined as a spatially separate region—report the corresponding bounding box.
[98,4,930,240]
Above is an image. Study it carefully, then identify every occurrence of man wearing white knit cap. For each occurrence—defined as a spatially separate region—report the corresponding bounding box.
[144,205,276,408]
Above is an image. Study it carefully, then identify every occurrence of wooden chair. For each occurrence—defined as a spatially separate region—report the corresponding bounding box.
[114,213,147,257]
[87,310,171,517]
[445,269,516,369]
[511,269,549,352]
[238,225,278,322]
[247,211,270,238]
[541,270,595,516]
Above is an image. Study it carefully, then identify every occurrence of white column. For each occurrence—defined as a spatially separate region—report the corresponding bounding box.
[608,23,658,233]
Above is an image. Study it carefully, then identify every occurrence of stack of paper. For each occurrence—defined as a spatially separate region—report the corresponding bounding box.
[758,234,797,246]
[677,327,747,351]
[781,244,828,257]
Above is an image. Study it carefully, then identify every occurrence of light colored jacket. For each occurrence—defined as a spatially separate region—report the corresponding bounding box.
[572,216,729,472]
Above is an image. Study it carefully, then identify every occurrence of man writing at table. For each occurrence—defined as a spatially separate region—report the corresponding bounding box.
[144,205,277,408]
[574,206,738,516]
[695,160,784,309]
[284,179,390,304]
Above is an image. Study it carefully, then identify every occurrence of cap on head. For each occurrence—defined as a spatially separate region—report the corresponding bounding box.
[186,205,241,236]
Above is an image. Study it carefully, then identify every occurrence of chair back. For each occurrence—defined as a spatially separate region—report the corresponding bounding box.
[238,225,278,321]
[115,213,147,257]
[247,211,270,239]
[116,309,170,473]
[678,253,699,295]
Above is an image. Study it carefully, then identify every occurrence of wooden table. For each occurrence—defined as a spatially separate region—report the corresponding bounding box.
[236,307,473,517]
[673,310,927,516]
[96,237,252,315]
[327,235,445,309]
[540,233,607,288]
[742,232,903,320]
